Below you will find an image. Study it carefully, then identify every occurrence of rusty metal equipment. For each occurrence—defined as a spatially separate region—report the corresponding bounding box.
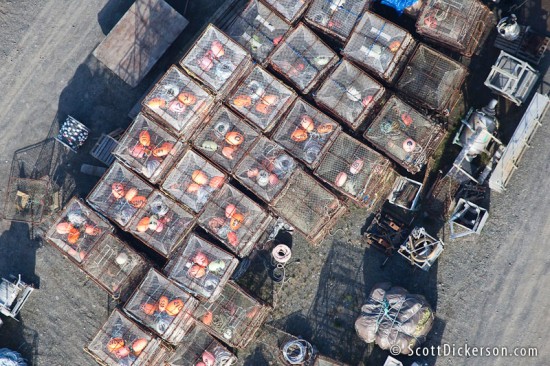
[398,227,444,271]
[363,210,410,255]
[494,17,550,66]
[0,275,34,320]
[388,176,423,211]
[304,0,370,42]
[262,0,311,24]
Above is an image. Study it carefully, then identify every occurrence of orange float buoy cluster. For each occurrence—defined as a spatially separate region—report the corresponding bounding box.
[187,251,211,279]
[207,203,245,248]
[55,210,102,259]
[140,295,185,317]
[290,115,334,143]
[197,40,226,73]
[232,91,278,115]
[106,337,149,359]
[183,170,225,200]
[127,128,176,176]
[110,182,148,208]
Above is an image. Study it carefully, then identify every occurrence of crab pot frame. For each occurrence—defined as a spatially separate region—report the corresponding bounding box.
[313,60,385,130]
[3,177,50,223]
[45,197,114,264]
[342,11,416,84]
[198,184,275,257]
[397,44,467,113]
[272,98,341,169]
[195,281,271,349]
[226,65,297,133]
[261,0,311,24]
[268,23,339,94]
[180,24,253,96]
[364,95,445,174]
[127,190,195,258]
[141,65,215,139]
[164,233,239,302]
[87,162,154,229]
[314,133,398,208]
[123,269,199,345]
[234,136,297,203]
[161,148,228,214]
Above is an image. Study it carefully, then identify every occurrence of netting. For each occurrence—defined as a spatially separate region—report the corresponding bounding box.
[45,197,114,264]
[304,0,370,42]
[364,95,445,174]
[314,60,385,130]
[272,98,340,169]
[164,233,239,302]
[87,162,154,228]
[161,149,227,214]
[226,65,297,132]
[123,269,199,345]
[233,137,297,203]
[3,177,50,223]
[396,44,467,112]
[142,65,215,139]
[268,23,339,93]
[198,184,274,257]
[262,0,310,23]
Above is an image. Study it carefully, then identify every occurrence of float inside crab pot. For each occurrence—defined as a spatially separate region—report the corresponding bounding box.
[304,0,370,42]
[262,0,310,24]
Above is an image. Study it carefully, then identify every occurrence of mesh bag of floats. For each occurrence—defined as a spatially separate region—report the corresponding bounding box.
[45,197,114,264]
[123,269,199,345]
[87,162,154,229]
[342,11,416,84]
[304,0,370,42]
[198,183,275,257]
[192,105,260,173]
[127,190,195,258]
[234,136,297,203]
[86,309,170,366]
[195,281,271,348]
[272,98,341,169]
[268,23,339,94]
[355,283,434,355]
[112,114,184,184]
[226,65,297,133]
[262,0,310,24]
[314,133,398,208]
[180,24,253,96]
[364,95,445,174]
[164,233,239,302]
[225,0,290,64]
[4,177,50,223]
[161,148,227,214]
[396,44,467,113]
[141,65,214,140]
[314,60,385,130]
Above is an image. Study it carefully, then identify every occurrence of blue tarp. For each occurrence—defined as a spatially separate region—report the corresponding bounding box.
[379,0,419,14]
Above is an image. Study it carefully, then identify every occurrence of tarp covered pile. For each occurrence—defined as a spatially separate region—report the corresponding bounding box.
[0,349,27,366]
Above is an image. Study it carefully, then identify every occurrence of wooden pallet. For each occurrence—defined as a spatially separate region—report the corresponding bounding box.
[90,134,118,166]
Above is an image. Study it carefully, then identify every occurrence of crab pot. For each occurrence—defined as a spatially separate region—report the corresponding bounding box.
[272,98,341,169]
[198,184,275,257]
[180,24,253,96]
[364,95,445,174]
[268,23,339,94]
[234,136,297,203]
[225,0,290,65]
[271,169,346,245]
[304,0,370,42]
[164,233,239,302]
[396,44,467,113]
[262,0,310,24]
[416,0,492,57]
[226,65,297,133]
[127,191,195,258]
[45,197,114,264]
[342,11,416,84]
[314,133,398,208]
[192,105,260,173]
[113,114,185,184]
[142,65,215,139]
[87,162,154,229]
[86,309,170,366]
[123,269,199,345]
[195,281,271,349]
[3,177,50,223]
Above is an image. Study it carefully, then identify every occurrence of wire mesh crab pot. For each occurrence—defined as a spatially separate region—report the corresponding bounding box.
[226,65,297,133]
[142,65,215,139]
[262,0,310,24]
[268,23,339,94]
[314,133,398,208]
[127,190,195,258]
[234,136,297,203]
[180,24,253,96]
[164,233,239,302]
[113,114,185,184]
[87,162,154,229]
[198,184,275,257]
[342,11,416,84]
[123,269,199,345]
[304,0,370,42]
[396,44,468,114]
[314,60,385,130]
[45,197,114,264]
[86,309,170,366]
[272,98,341,169]
[195,281,271,348]
[364,95,445,174]
[3,177,50,223]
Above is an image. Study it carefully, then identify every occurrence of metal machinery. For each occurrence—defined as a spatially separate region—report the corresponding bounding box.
[449,198,489,239]
[388,176,423,211]
[0,275,34,321]
[398,227,444,271]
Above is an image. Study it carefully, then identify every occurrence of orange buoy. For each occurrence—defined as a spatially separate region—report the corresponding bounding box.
[166,299,185,316]
[225,131,244,146]
[225,204,237,218]
[67,229,80,245]
[255,102,270,114]
[136,217,150,232]
[140,302,157,315]
[193,252,210,267]
[152,142,174,157]
[192,170,209,185]
[300,115,315,132]
[389,40,401,52]
[147,98,166,109]
[139,131,151,147]
[222,146,236,160]
[124,187,138,202]
[261,94,278,106]
[129,196,147,208]
[335,172,348,187]
[187,183,201,193]
[158,296,169,313]
[131,338,148,356]
[317,123,334,134]
[209,176,225,189]
[114,346,130,359]
[291,128,308,142]
[84,224,101,236]
[107,338,125,353]
[111,183,125,199]
[227,231,239,247]
[233,95,252,107]
[56,222,73,235]
[211,40,225,58]
[229,213,244,230]
[177,92,197,106]
[401,113,413,127]
[188,264,206,279]
[202,311,213,325]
